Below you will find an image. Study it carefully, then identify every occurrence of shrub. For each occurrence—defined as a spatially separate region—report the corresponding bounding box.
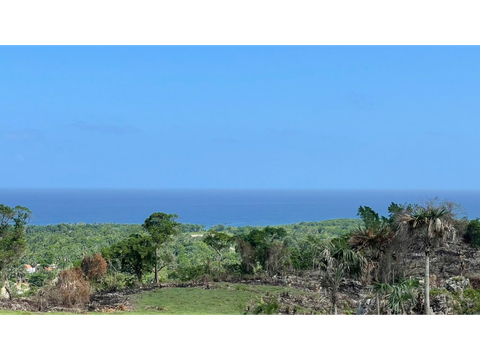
[247,293,279,315]
[81,253,107,281]
[458,288,480,314]
[465,219,480,247]
[42,267,91,308]
[101,273,136,292]
[468,275,480,289]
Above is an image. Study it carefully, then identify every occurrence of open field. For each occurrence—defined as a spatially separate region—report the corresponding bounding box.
[0,283,320,315]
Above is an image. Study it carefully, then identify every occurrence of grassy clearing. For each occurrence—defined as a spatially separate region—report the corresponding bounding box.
[131,287,248,314]
[0,283,316,315]
[129,283,309,315]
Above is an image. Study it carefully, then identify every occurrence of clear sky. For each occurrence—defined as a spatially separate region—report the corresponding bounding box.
[1,46,478,189]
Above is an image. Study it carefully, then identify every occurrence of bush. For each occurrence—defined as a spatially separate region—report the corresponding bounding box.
[42,268,91,308]
[465,219,480,247]
[469,275,480,290]
[27,272,51,288]
[101,273,136,292]
[169,264,210,282]
[458,288,480,314]
[246,293,279,315]
[81,253,107,281]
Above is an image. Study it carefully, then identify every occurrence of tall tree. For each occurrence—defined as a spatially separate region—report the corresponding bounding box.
[399,202,457,315]
[143,212,180,284]
[0,204,31,299]
[202,230,233,273]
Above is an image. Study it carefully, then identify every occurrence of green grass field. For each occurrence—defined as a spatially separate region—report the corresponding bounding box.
[0,283,317,315]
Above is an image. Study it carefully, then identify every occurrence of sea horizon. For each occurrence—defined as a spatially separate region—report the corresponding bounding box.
[1,188,478,227]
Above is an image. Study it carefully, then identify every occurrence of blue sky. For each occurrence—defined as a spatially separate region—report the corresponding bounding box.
[1,46,479,189]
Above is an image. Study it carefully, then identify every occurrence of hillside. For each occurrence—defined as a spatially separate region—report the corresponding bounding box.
[3,209,480,315]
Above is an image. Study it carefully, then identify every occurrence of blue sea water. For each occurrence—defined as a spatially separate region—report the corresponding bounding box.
[0,189,479,227]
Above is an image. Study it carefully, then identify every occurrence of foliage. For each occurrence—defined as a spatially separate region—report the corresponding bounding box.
[143,212,181,283]
[457,288,480,315]
[371,278,420,314]
[235,226,290,275]
[398,200,458,314]
[101,273,136,292]
[357,206,384,230]
[350,206,395,284]
[24,223,143,269]
[27,269,56,288]
[143,212,180,246]
[0,204,31,298]
[202,231,233,272]
[102,234,156,281]
[465,218,480,247]
[319,240,366,314]
[248,293,280,315]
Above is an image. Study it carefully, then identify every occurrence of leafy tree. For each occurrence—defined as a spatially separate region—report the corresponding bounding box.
[357,206,383,230]
[399,202,457,314]
[143,212,180,284]
[0,204,31,299]
[102,234,156,282]
[202,231,233,273]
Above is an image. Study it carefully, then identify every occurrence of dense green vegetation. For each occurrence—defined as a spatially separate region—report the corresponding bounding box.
[3,199,480,315]
[21,219,362,276]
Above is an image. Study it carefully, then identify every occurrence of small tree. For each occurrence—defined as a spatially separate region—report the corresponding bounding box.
[320,241,366,314]
[102,234,156,282]
[202,231,233,273]
[0,204,31,299]
[143,213,180,284]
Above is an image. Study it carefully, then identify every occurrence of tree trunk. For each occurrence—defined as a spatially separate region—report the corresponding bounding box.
[425,252,430,315]
[3,279,12,301]
[217,251,222,274]
[376,293,380,315]
[154,247,158,284]
[332,291,338,315]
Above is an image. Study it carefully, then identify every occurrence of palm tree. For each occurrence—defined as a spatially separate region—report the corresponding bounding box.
[372,277,421,315]
[398,203,456,315]
[349,224,394,283]
[350,223,394,314]
[320,241,366,315]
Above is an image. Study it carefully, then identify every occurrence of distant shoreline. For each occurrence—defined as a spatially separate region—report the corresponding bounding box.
[2,189,479,226]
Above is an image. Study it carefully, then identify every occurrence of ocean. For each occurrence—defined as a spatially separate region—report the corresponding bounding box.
[0,189,479,227]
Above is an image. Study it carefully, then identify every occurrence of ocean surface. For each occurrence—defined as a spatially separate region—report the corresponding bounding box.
[0,189,479,227]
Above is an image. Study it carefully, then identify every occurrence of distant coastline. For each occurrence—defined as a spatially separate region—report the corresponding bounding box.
[1,189,478,226]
